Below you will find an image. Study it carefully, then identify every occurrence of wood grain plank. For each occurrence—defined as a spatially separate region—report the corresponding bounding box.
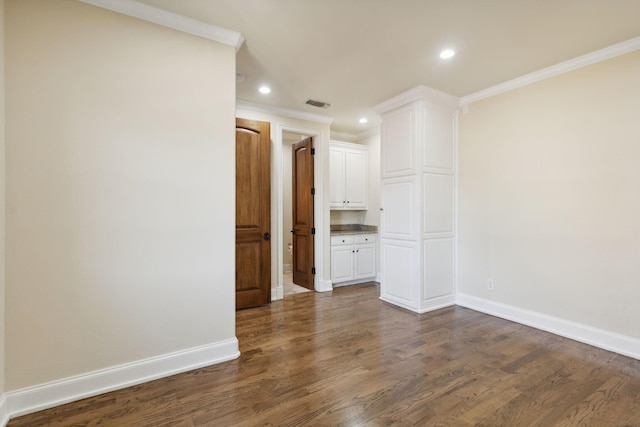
[8,283,640,426]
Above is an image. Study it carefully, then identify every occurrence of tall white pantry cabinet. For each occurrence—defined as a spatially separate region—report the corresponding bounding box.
[373,86,458,313]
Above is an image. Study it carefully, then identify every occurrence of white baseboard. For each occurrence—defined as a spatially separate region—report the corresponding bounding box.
[0,396,8,427]
[272,285,284,301]
[417,295,456,314]
[283,263,291,273]
[315,278,333,292]
[5,338,240,420]
[332,275,377,288]
[375,272,382,283]
[379,295,455,314]
[456,293,640,360]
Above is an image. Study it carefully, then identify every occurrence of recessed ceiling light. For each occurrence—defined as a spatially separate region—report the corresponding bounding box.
[439,49,455,59]
[258,85,271,94]
[359,118,368,124]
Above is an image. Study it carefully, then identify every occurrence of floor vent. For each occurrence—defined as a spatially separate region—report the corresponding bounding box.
[306,99,331,108]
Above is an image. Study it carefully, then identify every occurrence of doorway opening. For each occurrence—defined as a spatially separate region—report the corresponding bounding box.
[282,132,314,296]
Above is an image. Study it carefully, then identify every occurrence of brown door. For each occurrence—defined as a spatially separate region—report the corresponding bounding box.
[236,118,271,309]
[292,137,315,289]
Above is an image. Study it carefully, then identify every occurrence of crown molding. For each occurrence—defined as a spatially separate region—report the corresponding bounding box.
[330,131,357,142]
[329,125,379,142]
[236,100,334,125]
[78,0,244,50]
[356,126,381,140]
[373,85,459,115]
[460,36,640,106]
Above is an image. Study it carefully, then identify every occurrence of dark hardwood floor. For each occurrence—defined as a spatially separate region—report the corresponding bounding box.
[9,283,640,426]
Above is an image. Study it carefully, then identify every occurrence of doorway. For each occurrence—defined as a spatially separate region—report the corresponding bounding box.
[282,132,314,296]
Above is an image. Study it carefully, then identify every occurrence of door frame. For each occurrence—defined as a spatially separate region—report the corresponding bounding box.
[274,124,329,299]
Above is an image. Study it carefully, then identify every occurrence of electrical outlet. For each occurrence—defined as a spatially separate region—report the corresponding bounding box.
[487,279,495,291]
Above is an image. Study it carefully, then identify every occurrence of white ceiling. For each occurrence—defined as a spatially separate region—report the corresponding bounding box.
[137,0,640,135]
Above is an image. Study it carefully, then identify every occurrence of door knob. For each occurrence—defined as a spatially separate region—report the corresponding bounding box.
[264,232,271,241]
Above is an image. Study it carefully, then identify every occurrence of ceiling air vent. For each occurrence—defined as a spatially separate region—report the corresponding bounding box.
[306,99,331,109]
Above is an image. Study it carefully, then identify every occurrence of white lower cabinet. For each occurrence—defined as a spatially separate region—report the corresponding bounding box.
[330,234,376,285]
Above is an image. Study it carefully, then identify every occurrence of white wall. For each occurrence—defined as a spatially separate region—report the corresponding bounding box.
[281,141,292,271]
[329,210,364,225]
[5,0,237,390]
[358,131,381,228]
[0,0,6,398]
[458,50,640,340]
[358,131,381,276]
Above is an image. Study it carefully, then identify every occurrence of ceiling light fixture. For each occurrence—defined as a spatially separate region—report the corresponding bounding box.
[439,49,455,59]
[359,118,368,124]
[258,85,271,94]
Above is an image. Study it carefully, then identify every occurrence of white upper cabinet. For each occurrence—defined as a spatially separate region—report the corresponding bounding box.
[329,142,368,210]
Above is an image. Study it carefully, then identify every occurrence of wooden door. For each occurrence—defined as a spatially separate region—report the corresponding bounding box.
[292,137,314,289]
[236,118,271,309]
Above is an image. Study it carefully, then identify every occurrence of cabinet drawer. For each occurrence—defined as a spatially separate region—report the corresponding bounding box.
[355,234,376,244]
[331,235,354,245]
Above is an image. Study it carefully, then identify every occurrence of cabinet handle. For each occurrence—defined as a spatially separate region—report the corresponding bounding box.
[347,201,350,204]
[357,249,359,252]
[343,201,346,203]
[352,250,355,253]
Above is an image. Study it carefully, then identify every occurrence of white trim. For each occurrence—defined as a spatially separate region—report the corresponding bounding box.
[456,293,640,360]
[373,85,459,115]
[272,285,284,301]
[453,110,459,299]
[5,339,240,419]
[332,276,377,288]
[375,272,383,283]
[331,127,381,143]
[460,36,640,106]
[419,296,456,314]
[379,296,417,312]
[315,278,333,293]
[330,131,357,142]
[0,396,8,427]
[238,100,334,125]
[356,126,381,140]
[78,0,244,50]
[274,124,328,299]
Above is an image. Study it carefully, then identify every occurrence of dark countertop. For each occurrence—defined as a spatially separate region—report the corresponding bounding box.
[330,224,378,235]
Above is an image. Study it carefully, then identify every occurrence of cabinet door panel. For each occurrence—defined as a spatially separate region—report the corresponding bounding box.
[381,178,415,239]
[381,105,414,177]
[354,244,376,279]
[331,246,354,283]
[345,149,367,209]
